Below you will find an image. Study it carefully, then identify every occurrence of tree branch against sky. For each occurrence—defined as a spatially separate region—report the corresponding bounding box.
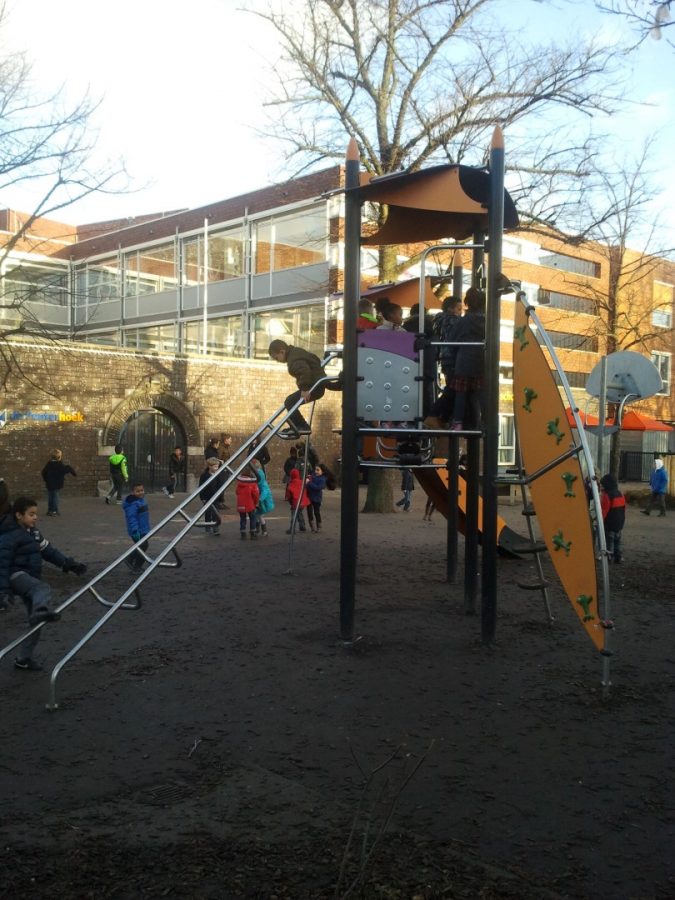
[249,0,628,223]
[596,0,673,46]
[0,0,128,388]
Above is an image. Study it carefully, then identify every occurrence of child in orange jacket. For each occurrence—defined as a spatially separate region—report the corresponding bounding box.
[285,468,310,534]
[235,466,260,541]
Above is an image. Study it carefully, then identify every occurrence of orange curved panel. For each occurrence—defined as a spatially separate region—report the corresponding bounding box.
[513,303,604,651]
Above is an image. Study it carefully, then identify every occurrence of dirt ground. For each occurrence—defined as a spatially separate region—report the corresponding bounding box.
[0,483,673,899]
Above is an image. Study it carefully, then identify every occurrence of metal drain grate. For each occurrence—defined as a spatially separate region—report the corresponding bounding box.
[134,781,195,807]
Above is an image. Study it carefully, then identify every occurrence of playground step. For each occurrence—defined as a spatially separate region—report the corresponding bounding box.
[521,504,537,516]
[516,580,551,590]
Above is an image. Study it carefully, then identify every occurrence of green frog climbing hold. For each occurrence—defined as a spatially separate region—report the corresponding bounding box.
[576,594,595,622]
[552,529,572,556]
[522,387,538,413]
[561,471,577,497]
[514,325,529,351]
[546,417,564,445]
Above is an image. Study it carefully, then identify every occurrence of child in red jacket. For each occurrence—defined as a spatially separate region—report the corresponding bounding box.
[235,467,260,541]
[285,468,310,534]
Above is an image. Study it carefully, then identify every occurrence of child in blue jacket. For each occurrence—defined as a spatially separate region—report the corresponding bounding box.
[0,495,87,670]
[306,464,327,532]
[122,483,151,572]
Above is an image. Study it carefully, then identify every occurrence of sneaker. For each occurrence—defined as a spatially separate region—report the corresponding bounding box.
[205,525,213,535]
[105,497,111,505]
[162,487,170,496]
[249,532,257,540]
[211,528,220,536]
[28,609,61,626]
[240,531,247,540]
[14,657,43,671]
[124,558,144,573]
[261,525,268,536]
[641,510,650,516]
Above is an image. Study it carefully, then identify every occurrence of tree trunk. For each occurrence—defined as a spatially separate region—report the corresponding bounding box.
[361,468,397,512]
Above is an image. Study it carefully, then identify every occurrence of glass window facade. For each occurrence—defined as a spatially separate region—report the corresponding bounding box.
[538,289,596,315]
[652,282,673,328]
[547,330,598,352]
[125,242,177,297]
[183,315,246,358]
[252,303,326,360]
[3,263,69,306]
[254,209,327,274]
[539,250,600,278]
[651,351,671,395]
[123,323,179,353]
[77,257,122,306]
[183,226,245,286]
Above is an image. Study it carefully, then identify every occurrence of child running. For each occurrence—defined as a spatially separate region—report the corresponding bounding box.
[251,458,274,536]
[0,495,87,670]
[122,482,151,573]
[236,466,260,540]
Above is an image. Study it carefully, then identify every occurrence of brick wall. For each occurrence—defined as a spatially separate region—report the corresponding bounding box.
[0,339,342,500]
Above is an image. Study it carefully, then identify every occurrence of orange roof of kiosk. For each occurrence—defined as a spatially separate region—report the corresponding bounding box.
[621,410,673,432]
[352,164,519,245]
[565,407,673,432]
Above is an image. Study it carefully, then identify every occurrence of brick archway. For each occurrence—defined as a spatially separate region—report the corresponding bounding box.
[104,389,200,447]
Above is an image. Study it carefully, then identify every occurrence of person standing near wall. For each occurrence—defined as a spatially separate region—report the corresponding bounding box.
[162,447,186,499]
[41,449,77,517]
[105,445,128,505]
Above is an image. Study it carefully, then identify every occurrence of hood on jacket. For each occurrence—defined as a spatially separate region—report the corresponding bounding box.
[288,469,303,484]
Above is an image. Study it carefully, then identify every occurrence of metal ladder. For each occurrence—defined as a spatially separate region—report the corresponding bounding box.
[0,360,340,710]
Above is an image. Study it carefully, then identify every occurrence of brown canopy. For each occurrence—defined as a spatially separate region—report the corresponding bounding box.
[352,164,519,245]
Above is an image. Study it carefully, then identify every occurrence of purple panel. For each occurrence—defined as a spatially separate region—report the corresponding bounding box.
[358,329,419,361]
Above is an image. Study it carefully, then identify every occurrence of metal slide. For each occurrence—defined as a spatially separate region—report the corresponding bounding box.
[0,361,339,710]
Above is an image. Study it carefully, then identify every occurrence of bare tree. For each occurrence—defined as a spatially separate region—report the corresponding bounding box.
[249,0,629,509]
[596,0,674,46]
[0,1,127,387]
[537,143,675,474]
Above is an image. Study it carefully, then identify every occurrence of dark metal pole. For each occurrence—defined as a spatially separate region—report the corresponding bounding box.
[464,435,480,614]
[446,438,459,584]
[481,126,505,644]
[339,137,361,641]
[452,251,463,299]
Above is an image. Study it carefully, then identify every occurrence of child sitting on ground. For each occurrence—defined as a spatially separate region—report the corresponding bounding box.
[285,468,310,534]
[122,483,151,573]
[236,466,260,540]
[0,495,87,670]
[599,473,626,564]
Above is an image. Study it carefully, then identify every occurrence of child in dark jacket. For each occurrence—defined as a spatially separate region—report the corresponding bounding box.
[396,468,414,511]
[122,483,151,572]
[199,458,226,535]
[599,473,626,564]
[0,495,87,670]
[448,287,485,431]
[41,449,77,516]
[235,467,260,540]
[285,468,310,534]
[305,465,327,533]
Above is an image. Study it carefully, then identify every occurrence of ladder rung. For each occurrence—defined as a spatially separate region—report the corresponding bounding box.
[517,581,550,590]
[510,542,547,555]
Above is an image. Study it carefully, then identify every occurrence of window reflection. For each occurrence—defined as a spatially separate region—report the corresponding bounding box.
[252,304,325,359]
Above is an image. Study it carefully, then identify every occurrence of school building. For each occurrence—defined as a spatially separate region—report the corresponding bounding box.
[0,165,673,497]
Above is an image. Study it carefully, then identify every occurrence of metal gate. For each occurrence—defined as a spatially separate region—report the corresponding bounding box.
[119,408,186,493]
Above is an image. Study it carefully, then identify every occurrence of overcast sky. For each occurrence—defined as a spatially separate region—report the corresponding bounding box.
[4,0,675,250]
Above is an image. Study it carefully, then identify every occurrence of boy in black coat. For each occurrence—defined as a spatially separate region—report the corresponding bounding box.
[41,448,77,516]
[0,496,87,670]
